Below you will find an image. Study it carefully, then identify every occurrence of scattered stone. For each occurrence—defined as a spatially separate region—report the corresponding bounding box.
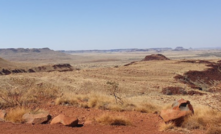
[50,114,78,127]
[22,112,51,124]
[0,110,6,121]
[160,99,194,126]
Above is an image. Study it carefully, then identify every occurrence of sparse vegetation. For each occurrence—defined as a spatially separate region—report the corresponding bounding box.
[181,106,221,131]
[106,81,123,104]
[159,122,176,131]
[0,80,59,108]
[134,103,159,113]
[55,92,160,113]
[1,50,221,133]
[5,107,30,123]
[0,88,24,108]
[96,114,131,126]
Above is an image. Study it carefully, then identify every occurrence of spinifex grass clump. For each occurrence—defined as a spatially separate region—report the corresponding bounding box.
[5,107,30,123]
[96,114,131,126]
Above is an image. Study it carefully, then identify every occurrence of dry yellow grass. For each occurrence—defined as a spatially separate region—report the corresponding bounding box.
[96,114,131,126]
[181,105,221,130]
[5,107,30,123]
[1,51,221,133]
[0,76,60,108]
[159,122,176,131]
[134,103,160,113]
[55,91,160,113]
[4,107,47,123]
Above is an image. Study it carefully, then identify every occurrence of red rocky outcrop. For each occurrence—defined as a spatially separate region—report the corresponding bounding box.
[50,114,78,127]
[22,112,51,124]
[160,99,194,126]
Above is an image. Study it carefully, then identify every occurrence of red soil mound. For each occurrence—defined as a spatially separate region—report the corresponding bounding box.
[142,54,170,61]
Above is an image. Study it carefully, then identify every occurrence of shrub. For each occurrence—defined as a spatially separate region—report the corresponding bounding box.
[96,114,131,126]
[181,106,221,130]
[5,107,30,123]
[106,81,123,104]
[0,88,25,108]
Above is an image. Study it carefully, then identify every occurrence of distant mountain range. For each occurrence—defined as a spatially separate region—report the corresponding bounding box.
[58,47,189,53]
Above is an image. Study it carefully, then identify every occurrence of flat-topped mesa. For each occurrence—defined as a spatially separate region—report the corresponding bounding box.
[142,54,170,61]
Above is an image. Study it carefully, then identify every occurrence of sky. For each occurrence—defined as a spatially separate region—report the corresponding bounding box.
[0,0,221,50]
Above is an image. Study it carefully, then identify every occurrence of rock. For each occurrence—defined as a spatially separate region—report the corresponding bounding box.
[22,112,51,124]
[50,114,78,127]
[0,110,6,121]
[160,99,194,126]
[84,120,93,126]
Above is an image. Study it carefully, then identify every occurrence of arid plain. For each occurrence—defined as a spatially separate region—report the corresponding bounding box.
[0,48,221,134]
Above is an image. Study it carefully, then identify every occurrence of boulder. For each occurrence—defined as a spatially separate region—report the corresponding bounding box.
[50,114,78,127]
[22,112,51,124]
[160,99,194,126]
[84,120,93,126]
[0,110,6,121]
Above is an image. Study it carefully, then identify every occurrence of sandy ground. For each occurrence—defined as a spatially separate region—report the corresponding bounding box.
[0,104,206,134]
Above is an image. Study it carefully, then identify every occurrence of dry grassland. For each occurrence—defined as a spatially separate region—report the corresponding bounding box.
[1,50,221,133]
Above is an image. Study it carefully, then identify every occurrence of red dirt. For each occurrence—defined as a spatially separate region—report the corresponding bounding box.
[142,54,170,61]
[0,105,205,134]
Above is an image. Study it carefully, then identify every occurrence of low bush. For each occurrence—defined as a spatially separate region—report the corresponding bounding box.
[5,107,30,123]
[96,114,131,126]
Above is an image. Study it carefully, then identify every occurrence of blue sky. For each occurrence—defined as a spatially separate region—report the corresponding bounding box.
[0,0,221,50]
